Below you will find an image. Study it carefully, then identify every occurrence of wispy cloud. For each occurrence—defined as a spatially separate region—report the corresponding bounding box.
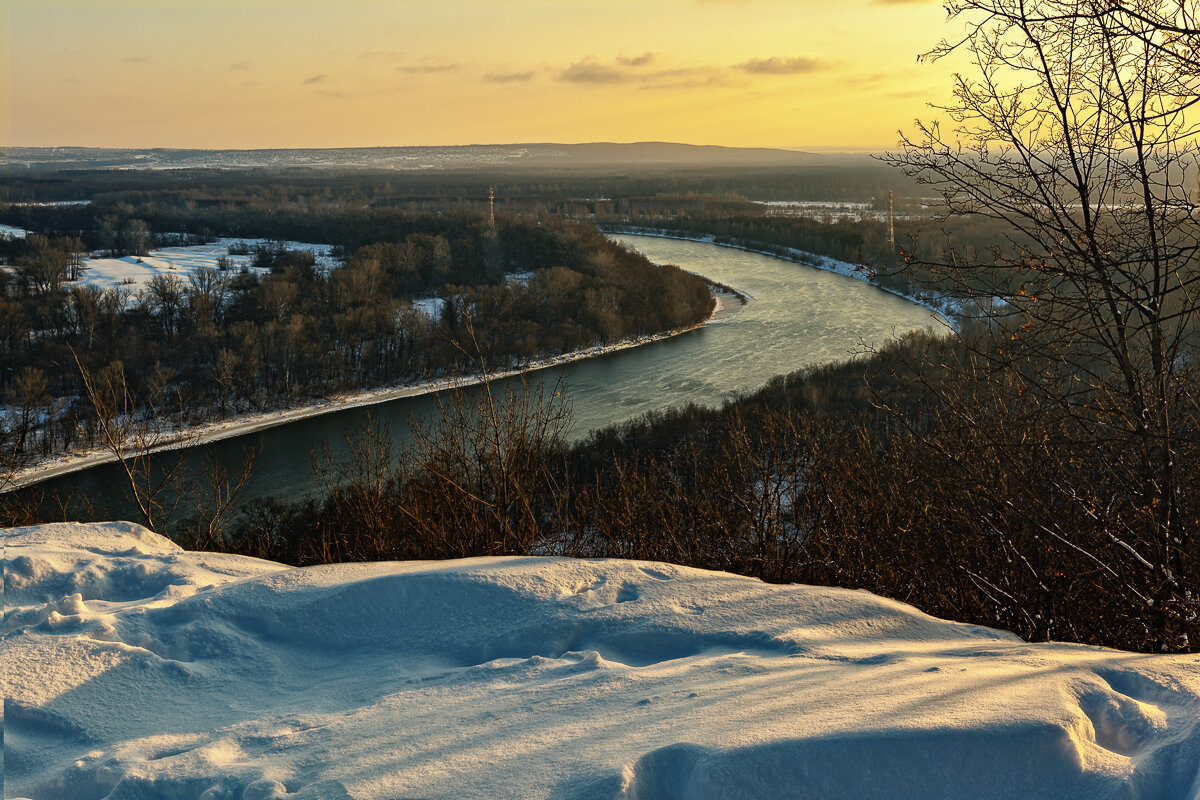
[124,56,150,65]
[736,56,824,75]
[616,52,656,67]
[396,63,459,74]
[228,60,253,71]
[554,52,825,89]
[303,74,327,85]
[484,71,536,84]
[556,55,730,90]
[558,58,631,84]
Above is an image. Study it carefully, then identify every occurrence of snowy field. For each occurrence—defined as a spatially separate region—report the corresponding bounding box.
[749,199,940,223]
[76,238,341,290]
[0,223,30,239]
[4,522,1198,799]
[12,201,92,207]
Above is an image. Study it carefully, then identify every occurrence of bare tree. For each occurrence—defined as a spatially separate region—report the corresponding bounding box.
[70,350,188,531]
[13,235,69,297]
[399,371,571,558]
[63,236,88,282]
[309,414,404,563]
[70,348,260,540]
[883,0,1200,649]
[392,313,572,558]
[6,366,50,455]
[175,450,259,551]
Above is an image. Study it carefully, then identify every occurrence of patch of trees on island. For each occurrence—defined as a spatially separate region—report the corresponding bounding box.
[0,210,712,470]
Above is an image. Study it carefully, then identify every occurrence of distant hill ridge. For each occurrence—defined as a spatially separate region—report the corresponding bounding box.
[4,142,832,171]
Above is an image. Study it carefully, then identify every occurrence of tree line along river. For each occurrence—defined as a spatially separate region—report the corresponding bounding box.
[35,234,942,520]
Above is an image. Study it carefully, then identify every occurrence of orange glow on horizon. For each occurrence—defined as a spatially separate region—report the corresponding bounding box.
[8,0,961,151]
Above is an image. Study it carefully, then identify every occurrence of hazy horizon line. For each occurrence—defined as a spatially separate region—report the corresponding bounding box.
[5,141,892,154]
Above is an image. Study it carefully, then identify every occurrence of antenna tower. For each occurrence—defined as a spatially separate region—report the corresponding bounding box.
[888,190,896,251]
[488,186,496,229]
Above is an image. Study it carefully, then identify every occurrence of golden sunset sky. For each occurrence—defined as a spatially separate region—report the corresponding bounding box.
[5,0,962,150]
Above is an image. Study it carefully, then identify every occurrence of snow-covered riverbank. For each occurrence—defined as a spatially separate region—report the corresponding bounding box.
[4,521,1197,799]
[6,286,743,491]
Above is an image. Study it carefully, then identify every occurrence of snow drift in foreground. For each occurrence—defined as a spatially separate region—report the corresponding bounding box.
[3,523,1198,800]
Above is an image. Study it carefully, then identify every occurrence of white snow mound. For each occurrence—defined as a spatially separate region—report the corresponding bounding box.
[3,522,1198,799]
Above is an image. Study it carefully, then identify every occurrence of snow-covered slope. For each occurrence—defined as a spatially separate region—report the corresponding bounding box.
[3,522,1198,799]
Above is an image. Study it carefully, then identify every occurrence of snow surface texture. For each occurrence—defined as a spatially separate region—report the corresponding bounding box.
[77,239,340,290]
[4,522,1199,800]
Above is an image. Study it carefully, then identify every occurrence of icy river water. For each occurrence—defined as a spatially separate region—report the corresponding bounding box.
[41,234,942,517]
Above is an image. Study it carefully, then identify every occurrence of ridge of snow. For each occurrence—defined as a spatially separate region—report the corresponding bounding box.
[3,522,1198,799]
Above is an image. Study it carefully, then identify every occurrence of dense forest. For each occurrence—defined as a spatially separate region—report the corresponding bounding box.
[0,202,712,477]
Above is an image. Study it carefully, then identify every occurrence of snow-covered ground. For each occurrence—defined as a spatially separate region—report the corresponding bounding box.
[752,200,881,223]
[0,223,30,239]
[410,295,445,322]
[4,522,1198,800]
[749,199,943,224]
[77,238,341,290]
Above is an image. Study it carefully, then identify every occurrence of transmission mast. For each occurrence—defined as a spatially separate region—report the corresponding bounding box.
[488,186,496,229]
[888,190,896,251]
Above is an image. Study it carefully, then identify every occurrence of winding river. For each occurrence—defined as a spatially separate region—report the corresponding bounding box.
[36,235,941,519]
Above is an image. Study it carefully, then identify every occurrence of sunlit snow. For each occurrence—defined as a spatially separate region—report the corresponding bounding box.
[3,522,1198,799]
[75,238,340,290]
